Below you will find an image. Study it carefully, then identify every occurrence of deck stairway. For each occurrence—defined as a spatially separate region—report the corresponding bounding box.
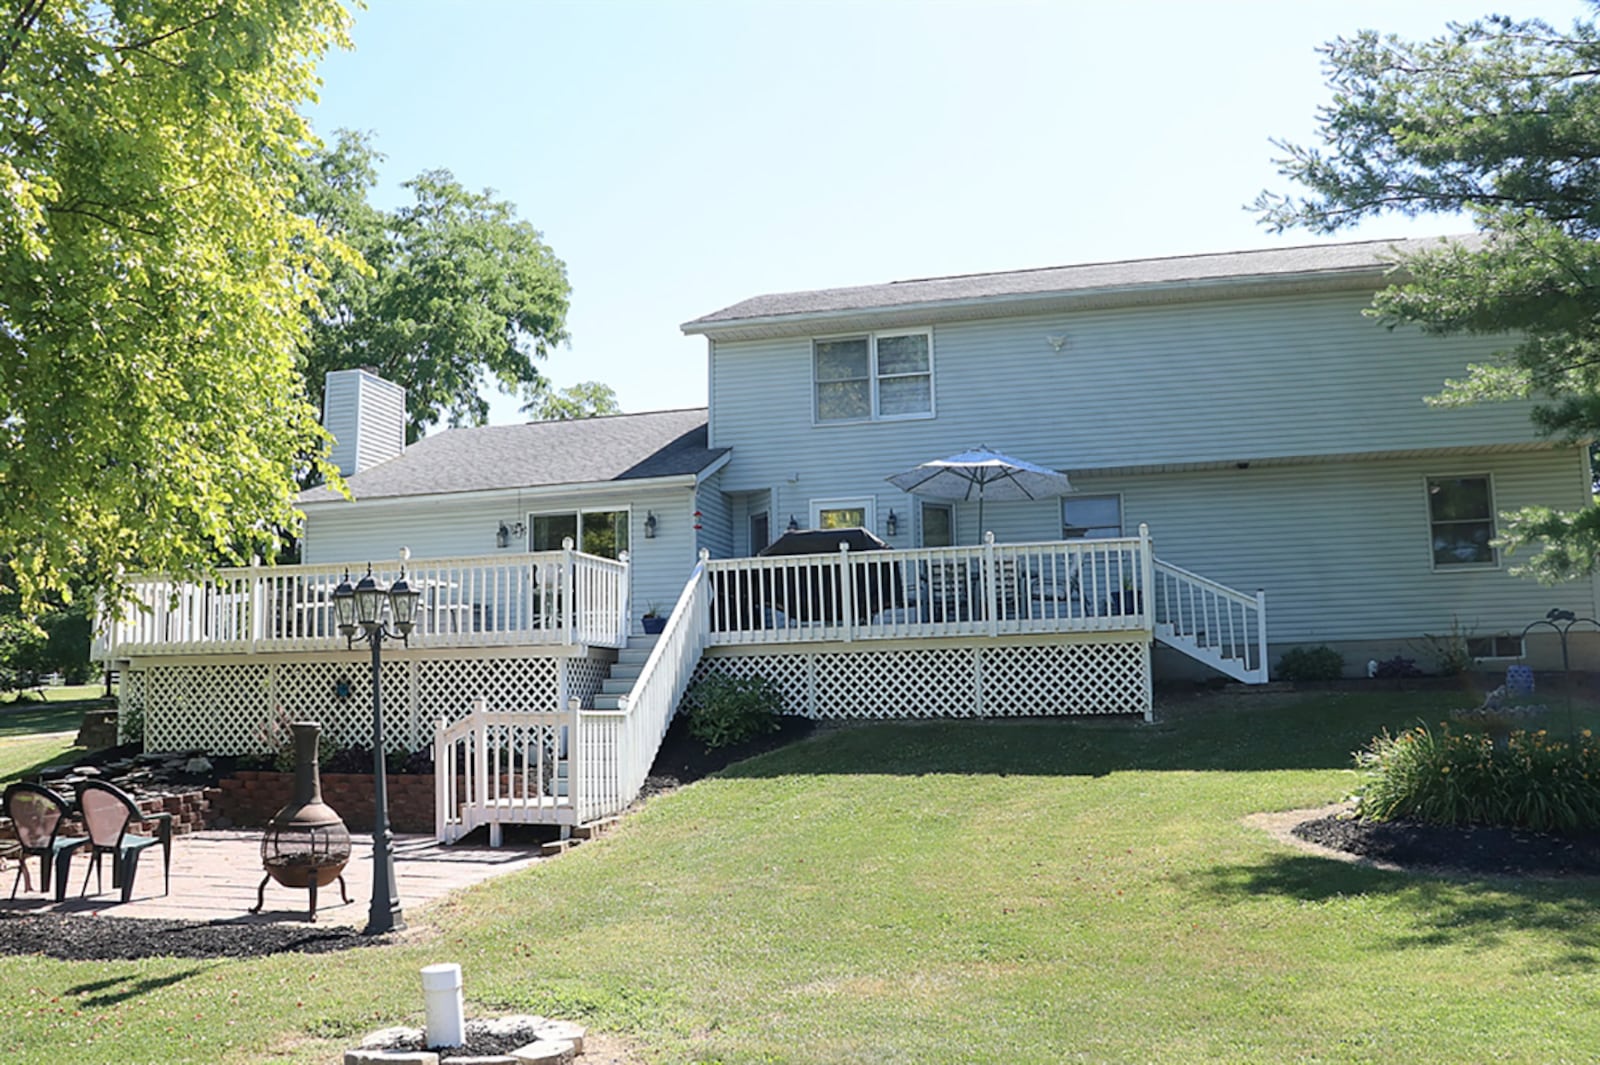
[436,561,714,843]
[593,632,661,710]
[1150,559,1268,684]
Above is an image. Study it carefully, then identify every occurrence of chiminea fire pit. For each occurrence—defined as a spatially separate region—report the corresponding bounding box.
[250,721,352,921]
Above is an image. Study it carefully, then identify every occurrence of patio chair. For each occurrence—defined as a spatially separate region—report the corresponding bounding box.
[3,782,87,902]
[75,779,173,904]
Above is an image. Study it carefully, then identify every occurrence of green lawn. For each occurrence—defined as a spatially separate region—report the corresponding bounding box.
[0,684,106,739]
[5,690,1600,1063]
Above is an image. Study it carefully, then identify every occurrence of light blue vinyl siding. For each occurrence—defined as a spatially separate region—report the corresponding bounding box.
[708,290,1535,503]
[301,482,699,629]
[702,287,1587,646]
[1093,450,1595,644]
[695,472,734,559]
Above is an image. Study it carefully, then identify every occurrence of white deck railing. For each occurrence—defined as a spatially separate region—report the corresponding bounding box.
[1151,559,1269,683]
[99,548,630,658]
[704,530,1154,645]
[575,555,711,824]
[435,697,577,843]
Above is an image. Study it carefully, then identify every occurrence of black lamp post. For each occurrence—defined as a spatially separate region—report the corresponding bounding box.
[332,558,422,936]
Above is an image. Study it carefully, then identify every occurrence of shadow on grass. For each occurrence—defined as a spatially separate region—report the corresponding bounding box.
[0,744,86,787]
[1184,852,1600,971]
[715,691,1489,778]
[0,697,96,740]
[65,966,211,1008]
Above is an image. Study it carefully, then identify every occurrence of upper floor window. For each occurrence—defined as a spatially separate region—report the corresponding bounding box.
[814,331,933,423]
[1427,475,1496,568]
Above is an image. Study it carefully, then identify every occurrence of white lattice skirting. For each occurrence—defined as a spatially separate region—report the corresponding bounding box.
[694,634,1152,719]
[124,647,615,755]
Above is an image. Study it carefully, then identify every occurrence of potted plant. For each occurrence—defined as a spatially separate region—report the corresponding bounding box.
[641,603,666,635]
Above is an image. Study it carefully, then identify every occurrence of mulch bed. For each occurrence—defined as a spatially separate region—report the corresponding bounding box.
[638,714,816,800]
[1293,815,1600,878]
[0,911,388,960]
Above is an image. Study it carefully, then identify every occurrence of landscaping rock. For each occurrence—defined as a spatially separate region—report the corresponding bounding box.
[510,1040,575,1065]
[362,1027,425,1049]
[345,1051,439,1065]
[533,1021,585,1054]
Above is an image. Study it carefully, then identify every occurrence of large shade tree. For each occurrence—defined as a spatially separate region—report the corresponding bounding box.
[0,0,352,611]
[1257,5,1600,580]
[297,131,572,442]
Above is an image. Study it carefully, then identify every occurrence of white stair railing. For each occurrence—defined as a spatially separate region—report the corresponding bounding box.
[575,553,711,825]
[434,696,578,844]
[1150,559,1268,683]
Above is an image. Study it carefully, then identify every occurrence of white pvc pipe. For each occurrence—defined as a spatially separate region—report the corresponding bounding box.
[420,963,465,1048]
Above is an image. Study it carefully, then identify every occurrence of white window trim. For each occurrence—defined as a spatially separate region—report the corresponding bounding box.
[811,329,936,425]
[1062,492,1125,539]
[526,506,633,556]
[919,501,955,548]
[810,497,877,531]
[1423,473,1500,572]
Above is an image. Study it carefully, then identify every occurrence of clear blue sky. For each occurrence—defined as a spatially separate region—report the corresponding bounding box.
[307,0,1591,425]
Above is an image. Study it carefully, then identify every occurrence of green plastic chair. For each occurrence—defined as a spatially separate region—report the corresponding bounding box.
[3,782,87,902]
[75,780,172,904]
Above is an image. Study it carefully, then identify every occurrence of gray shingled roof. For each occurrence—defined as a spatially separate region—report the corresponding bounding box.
[300,407,723,503]
[683,236,1467,332]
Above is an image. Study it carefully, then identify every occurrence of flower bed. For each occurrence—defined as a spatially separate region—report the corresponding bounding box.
[1355,723,1600,834]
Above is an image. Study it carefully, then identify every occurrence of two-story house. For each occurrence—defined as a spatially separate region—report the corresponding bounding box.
[96,237,1594,837]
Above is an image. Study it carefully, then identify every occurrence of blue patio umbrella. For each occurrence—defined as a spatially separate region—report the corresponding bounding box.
[886,446,1074,538]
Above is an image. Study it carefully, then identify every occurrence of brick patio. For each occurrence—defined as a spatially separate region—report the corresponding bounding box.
[0,829,542,927]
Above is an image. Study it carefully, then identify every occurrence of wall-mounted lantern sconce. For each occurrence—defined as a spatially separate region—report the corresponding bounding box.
[644,511,657,539]
[495,519,526,549]
[787,514,800,532]
[886,509,898,537]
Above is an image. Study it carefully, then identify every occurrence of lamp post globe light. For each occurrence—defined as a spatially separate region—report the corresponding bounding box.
[332,553,422,936]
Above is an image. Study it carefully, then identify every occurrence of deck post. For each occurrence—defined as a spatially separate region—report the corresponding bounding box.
[561,537,575,646]
[983,532,999,638]
[566,696,582,826]
[471,696,489,837]
[1138,523,1155,633]
[1255,588,1269,682]
[433,716,449,843]
[839,542,854,643]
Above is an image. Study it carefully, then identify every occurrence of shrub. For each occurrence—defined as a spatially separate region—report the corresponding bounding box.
[1275,645,1344,682]
[1354,723,1600,834]
[1415,619,1474,676]
[1372,655,1423,679]
[683,671,783,750]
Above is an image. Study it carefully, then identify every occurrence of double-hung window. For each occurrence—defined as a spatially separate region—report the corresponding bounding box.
[814,331,933,423]
[1426,475,1496,568]
[1063,495,1123,539]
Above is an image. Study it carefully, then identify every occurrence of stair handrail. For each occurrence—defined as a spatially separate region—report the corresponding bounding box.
[1151,558,1269,683]
[574,552,712,824]
[1151,558,1260,607]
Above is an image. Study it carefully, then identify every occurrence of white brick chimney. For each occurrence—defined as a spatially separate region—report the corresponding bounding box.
[322,368,406,477]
